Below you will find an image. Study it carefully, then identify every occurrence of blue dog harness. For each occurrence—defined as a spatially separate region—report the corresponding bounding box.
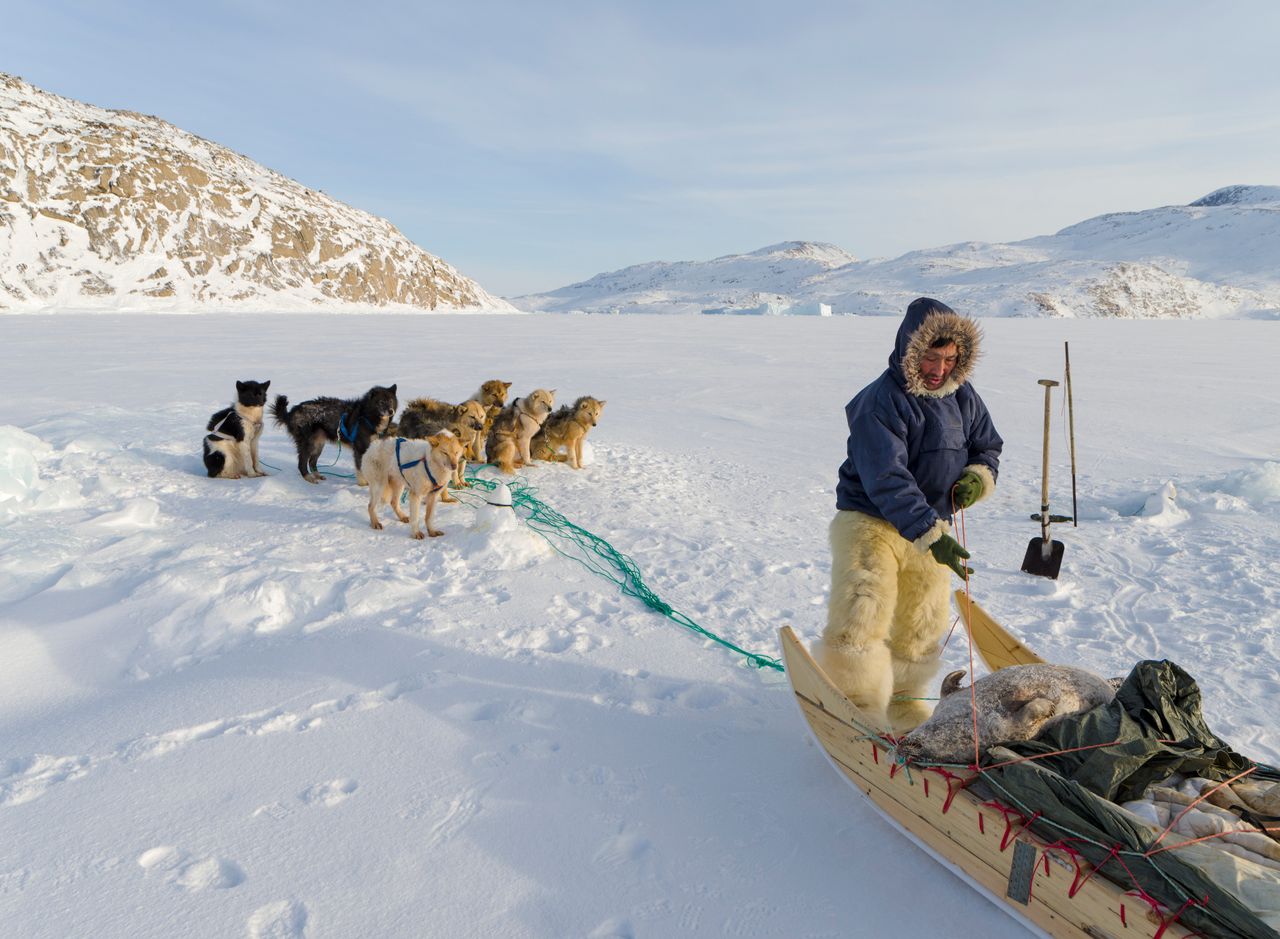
[339,413,380,445]
[395,437,443,492]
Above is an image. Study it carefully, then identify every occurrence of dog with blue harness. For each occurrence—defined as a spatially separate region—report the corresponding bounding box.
[362,431,465,539]
[271,384,398,484]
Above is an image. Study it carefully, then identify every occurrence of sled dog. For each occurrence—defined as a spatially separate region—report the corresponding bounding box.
[531,396,606,469]
[203,380,270,479]
[485,389,556,475]
[397,397,488,498]
[469,379,512,413]
[465,380,512,462]
[363,432,465,539]
[271,384,398,484]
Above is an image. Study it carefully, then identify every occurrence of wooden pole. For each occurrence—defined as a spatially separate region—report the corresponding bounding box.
[1065,342,1078,527]
[1037,379,1058,554]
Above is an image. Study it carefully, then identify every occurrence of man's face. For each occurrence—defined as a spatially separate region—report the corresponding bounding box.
[919,342,959,391]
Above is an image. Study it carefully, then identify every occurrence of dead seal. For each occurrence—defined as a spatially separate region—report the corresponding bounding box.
[895,664,1116,765]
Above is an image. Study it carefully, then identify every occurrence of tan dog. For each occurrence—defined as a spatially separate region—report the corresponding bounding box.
[469,379,512,411]
[485,389,555,475]
[467,380,512,462]
[531,396,606,469]
[363,432,465,539]
[397,397,487,498]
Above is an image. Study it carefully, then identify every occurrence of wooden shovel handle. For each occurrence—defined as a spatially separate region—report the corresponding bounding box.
[1037,379,1059,538]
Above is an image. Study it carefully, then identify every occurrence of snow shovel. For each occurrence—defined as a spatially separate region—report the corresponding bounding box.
[1021,378,1065,579]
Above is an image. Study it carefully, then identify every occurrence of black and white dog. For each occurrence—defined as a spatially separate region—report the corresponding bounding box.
[203,380,270,479]
[271,384,398,484]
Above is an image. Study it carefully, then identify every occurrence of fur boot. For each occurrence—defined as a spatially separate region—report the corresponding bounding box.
[814,510,952,733]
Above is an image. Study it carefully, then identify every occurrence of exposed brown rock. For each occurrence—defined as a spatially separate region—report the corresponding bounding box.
[0,72,510,312]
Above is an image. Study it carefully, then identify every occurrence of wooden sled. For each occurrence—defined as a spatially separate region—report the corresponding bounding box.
[952,589,1045,671]
[778,625,1196,939]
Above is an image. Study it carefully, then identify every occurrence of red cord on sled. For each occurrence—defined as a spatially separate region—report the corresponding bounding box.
[980,799,1040,852]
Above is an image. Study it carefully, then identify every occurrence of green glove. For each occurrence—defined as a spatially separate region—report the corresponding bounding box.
[951,470,984,509]
[929,534,974,578]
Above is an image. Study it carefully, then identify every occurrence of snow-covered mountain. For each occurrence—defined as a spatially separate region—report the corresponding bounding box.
[512,186,1280,318]
[0,73,512,313]
[514,241,858,316]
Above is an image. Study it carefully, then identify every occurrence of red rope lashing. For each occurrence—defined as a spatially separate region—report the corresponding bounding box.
[980,800,1039,851]
[1146,828,1274,858]
[1044,839,1094,897]
[1066,844,1119,898]
[923,765,969,813]
[950,497,981,769]
[1152,895,1206,939]
[1114,852,1172,923]
[980,737,1127,770]
[939,613,962,655]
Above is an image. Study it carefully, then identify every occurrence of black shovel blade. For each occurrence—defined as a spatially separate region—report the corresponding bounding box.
[1020,537,1064,579]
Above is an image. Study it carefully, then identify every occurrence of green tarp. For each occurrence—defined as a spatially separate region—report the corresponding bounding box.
[977,660,1280,939]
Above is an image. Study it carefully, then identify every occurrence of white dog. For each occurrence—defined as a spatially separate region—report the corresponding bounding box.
[363,433,465,539]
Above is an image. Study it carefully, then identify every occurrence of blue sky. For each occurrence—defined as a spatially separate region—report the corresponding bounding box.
[4,1,1280,296]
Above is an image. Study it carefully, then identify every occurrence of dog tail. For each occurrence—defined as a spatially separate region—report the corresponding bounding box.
[272,394,291,428]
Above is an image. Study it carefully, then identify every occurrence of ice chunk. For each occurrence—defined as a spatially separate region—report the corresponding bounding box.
[0,426,52,509]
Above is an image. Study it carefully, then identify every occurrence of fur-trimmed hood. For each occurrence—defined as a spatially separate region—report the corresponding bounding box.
[835,296,1002,543]
[890,298,982,398]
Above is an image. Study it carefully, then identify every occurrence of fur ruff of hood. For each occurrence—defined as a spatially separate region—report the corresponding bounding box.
[898,304,983,398]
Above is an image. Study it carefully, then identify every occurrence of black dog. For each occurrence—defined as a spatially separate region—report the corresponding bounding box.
[272,384,398,484]
[203,380,270,479]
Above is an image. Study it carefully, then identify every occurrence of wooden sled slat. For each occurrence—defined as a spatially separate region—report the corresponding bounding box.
[779,626,1195,939]
[953,590,1046,671]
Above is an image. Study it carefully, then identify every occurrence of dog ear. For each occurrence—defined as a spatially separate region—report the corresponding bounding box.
[389,384,397,395]
[263,380,270,390]
[503,382,512,390]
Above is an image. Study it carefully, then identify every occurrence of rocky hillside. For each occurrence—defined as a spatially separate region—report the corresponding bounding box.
[0,73,511,312]
[513,187,1280,318]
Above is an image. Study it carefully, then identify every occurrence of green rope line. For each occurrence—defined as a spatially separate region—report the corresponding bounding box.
[459,470,784,672]
[258,457,355,479]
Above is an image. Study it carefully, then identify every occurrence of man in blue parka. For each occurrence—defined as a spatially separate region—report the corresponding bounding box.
[813,297,1003,733]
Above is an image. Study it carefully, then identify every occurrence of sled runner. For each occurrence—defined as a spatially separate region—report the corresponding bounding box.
[951,589,1045,671]
[778,625,1198,939]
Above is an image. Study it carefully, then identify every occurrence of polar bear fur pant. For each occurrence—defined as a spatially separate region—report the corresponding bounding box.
[814,509,951,733]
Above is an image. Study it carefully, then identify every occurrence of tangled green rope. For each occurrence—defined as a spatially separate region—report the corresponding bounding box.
[460,470,784,672]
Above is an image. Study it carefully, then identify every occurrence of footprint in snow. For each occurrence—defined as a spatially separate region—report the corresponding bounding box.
[137,846,244,890]
[444,700,506,722]
[247,900,309,938]
[298,778,358,807]
[593,828,653,870]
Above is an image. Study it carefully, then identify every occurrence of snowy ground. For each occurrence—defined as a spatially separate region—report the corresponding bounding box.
[0,313,1277,938]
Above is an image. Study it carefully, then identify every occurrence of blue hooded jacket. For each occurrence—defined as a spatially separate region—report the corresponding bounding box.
[835,298,1002,544]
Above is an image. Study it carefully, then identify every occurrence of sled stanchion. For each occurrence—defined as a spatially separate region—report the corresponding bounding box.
[1021,379,1064,579]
